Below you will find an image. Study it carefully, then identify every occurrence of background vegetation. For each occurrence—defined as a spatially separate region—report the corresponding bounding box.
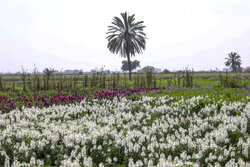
[0,69,249,94]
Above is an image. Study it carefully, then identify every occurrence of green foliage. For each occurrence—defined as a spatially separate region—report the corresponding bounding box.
[182,69,193,88]
[121,60,140,72]
[43,68,55,90]
[219,72,247,88]
[21,66,27,92]
[162,69,171,74]
[0,71,250,94]
[0,76,3,91]
[139,66,155,73]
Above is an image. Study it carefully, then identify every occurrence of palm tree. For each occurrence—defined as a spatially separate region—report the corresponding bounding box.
[106,12,146,80]
[225,52,242,72]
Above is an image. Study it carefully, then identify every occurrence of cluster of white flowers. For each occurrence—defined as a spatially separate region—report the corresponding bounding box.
[0,95,249,166]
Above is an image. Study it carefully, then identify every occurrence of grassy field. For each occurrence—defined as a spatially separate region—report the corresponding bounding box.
[0,72,249,92]
[2,72,250,81]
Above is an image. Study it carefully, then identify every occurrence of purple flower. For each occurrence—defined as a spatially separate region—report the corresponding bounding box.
[184,119,188,125]
[195,146,198,150]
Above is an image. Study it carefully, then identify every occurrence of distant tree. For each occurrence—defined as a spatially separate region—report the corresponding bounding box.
[140,66,155,73]
[225,52,242,72]
[162,68,171,74]
[78,70,83,75]
[73,69,80,74]
[106,12,147,80]
[43,68,54,77]
[121,60,141,72]
[104,70,111,74]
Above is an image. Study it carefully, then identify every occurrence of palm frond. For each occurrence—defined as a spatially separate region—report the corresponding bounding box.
[106,12,146,58]
[225,52,242,72]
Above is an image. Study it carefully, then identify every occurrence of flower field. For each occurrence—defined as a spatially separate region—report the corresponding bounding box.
[0,88,249,166]
[1,87,249,113]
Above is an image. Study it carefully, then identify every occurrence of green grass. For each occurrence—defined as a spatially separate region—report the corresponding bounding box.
[0,72,249,92]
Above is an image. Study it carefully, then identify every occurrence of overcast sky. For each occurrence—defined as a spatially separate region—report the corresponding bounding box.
[1,0,250,72]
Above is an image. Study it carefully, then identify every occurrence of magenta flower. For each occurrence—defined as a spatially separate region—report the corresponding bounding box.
[184,119,188,125]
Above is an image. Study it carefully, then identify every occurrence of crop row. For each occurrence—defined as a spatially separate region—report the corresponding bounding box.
[0,95,249,166]
[1,87,249,113]
[1,71,249,92]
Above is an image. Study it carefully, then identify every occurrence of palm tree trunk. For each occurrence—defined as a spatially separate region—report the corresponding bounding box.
[127,53,132,80]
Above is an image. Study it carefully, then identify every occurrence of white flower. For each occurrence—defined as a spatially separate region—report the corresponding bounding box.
[4,155,10,167]
[174,156,179,162]
[0,95,248,166]
[148,159,153,167]
[242,147,248,158]
[128,158,134,167]
[214,162,221,167]
[167,155,172,161]
[231,151,235,157]
[30,156,36,166]
[218,155,223,161]
[99,163,104,167]
[106,157,112,164]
